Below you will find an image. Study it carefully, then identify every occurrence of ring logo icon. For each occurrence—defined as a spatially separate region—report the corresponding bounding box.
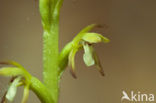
[121,90,154,102]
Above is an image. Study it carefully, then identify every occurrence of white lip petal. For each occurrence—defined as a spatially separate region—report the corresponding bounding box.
[83,43,95,66]
[6,77,21,102]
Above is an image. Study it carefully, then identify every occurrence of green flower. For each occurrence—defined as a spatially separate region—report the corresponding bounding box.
[0,61,31,103]
[66,24,110,78]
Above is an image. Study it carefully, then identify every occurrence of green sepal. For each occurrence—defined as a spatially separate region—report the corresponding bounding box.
[72,24,97,45]
[0,67,26,77]
[0,61,31,81]
[68,47,79,79]
[93,50,105,76]
[82,32,110,43]
[21,84,30,103]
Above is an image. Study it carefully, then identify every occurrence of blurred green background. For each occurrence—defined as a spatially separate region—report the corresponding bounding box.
[0,0,156,103]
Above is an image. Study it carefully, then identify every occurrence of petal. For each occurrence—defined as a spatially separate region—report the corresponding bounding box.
[82,32,110,44]
[79,24,97,34]
[1,92,7,103]
[83,43,95,66]
[0,61,31,81]
[68,47,79,78]
[82,33,102,43]
[0,61,24,69]
[6,77,22,101]
[72,24,97,45]
[100,35,110,43]
[0,67,25,77]
[93,50,105,76]
[21,84,29,103]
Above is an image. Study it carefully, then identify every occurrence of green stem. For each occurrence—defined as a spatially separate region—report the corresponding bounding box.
[30,76,54,103]
[43,23,59,103]
[39,0,63,102]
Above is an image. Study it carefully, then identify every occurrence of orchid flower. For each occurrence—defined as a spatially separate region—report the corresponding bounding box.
[59,24,110,78]
[0,61,31,103]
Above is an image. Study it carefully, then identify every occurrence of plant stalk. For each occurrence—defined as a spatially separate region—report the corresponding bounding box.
[43,23,59,103]
[30,76,54,103]
[39,0,63,102]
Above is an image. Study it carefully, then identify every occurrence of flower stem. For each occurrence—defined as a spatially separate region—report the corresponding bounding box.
[39,0,63,102]
[43,23,59,103]
[30,76,54,103]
